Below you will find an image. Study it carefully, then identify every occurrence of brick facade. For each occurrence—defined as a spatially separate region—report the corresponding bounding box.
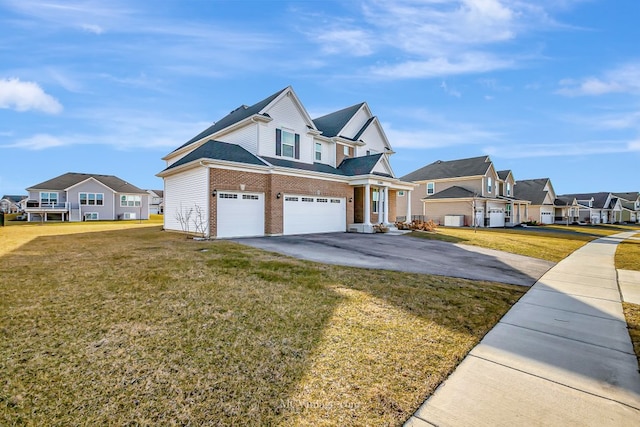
[209,167,354,237]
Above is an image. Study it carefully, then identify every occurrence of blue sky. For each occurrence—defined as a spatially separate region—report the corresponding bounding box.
[1,0,639,196]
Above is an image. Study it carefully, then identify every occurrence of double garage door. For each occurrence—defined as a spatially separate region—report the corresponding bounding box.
[216,192,346,238]
[283,195,346,235]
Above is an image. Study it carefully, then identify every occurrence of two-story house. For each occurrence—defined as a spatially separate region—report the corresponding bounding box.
[157,86,414,238]
[613,192,640,223]
[557,192,621,224]
[399,156,529,227]
[0,195,27,214]
[24,172,150,222]
[147,189,164,214]
[514,178,577,224]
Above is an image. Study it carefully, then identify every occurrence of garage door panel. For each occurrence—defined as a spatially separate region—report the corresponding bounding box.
[217,192,264,238]
[489,208,505,228]
[284,195,346,235]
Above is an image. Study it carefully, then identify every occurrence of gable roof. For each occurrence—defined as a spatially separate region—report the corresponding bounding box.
[558,192,612,209]
[338,153,384,176]
[401,156,492,182]
[312,103,366,138]
[164,139,268,172]
[497,170,512,180]
[1,195,26,203]
[423,185,479,200]
[514,178,551,205]
[170,87,288,154]
[613,192,639,201]
[27,173,146,194]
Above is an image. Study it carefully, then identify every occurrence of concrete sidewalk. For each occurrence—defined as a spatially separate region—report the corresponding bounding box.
[406,231,640,426]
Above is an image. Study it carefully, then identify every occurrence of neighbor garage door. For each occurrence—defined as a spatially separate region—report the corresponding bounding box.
[540,208,554,224]
[283,195,346,235]
[489,208,505,227]
[217,192,264,238]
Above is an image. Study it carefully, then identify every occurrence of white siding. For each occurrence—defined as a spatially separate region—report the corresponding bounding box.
[163,167,209,235]
[259,95,314,163]
[356,120,388,155]
[372,160,390,175]
[222,124,258,154]
[341,107,369,138]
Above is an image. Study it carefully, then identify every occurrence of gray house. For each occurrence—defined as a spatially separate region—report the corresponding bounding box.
[24,172,149,222]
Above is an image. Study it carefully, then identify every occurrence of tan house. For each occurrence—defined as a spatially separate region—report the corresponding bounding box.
[399,156,528,227]
[158,86,414,238]
[514,178,579,224]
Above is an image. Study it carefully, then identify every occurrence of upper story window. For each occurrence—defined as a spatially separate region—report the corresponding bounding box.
[276,128,300,159]
[315,142,322,161]
[121,195,141,207]
[343,145,350,157]
[506,183,511,196]
[487,177,492,193]
[80,193,104,206]
[426,182,435,195]
[40,192,58,205]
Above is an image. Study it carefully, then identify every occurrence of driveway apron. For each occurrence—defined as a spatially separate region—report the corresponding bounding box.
[406,231,640,426]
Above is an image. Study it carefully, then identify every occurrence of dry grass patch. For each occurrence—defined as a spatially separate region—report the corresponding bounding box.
[623,303,640,369]
[0,225,524,426]
[408,224,636,263]
[616,233,640,271]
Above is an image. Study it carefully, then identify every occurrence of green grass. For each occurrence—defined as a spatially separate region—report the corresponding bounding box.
[623,303,640,369]
[409,224,639,263]
[616,233,640,271]
[0,224,524,426]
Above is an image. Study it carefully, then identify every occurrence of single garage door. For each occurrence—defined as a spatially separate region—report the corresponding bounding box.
[217,192,264,238]
[489,208,505,227]
[284,195,346,235]
[540,210,554,224]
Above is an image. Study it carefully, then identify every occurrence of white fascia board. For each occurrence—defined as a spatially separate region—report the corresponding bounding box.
[268,87,318,131]
[333,136,366,146]
[65,176,117,194]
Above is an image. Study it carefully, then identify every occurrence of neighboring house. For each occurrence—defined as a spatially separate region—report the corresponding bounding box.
[399,156,529,227]
[557,192,620,224]
[24,172,150,222]
[613,192,640,223]
[157,86,414,238]
[514,178,578,224]
[0,195,27,213]
[147,189,164,214]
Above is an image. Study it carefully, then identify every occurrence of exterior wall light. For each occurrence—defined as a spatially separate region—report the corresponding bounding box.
[212,189,217,197]
[276,192,282,199]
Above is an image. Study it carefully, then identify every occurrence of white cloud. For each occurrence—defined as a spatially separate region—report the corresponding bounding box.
[556,63,640,96]
[371,53,515,79]
[80,23,104,34]
[313,29,374,56]
[485,140,636,158]
[628,140,640,151]
[384,120,500,149]
[0,78,63,114]
[8,133,67,150]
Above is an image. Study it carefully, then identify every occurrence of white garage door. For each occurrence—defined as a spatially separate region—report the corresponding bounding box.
[284,195,346,235]
[217,192,264,238]
[489,208,505,227]
[540,209,554,224]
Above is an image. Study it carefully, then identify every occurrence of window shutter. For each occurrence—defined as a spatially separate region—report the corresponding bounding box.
[294,133,300,159]
[276,129,282,156]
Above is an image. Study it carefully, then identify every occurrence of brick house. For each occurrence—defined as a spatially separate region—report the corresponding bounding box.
[157,86,414,238]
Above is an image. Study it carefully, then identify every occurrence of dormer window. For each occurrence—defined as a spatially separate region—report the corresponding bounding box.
[487,177,492,193]
[315,142,322,161]
[276,129,299,159]
[343,145,350,157]
[506,183,511,196]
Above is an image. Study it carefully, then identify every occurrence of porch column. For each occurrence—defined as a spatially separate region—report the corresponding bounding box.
[383,186,389,224]
[406,190,412,222]
[364,184,371,225]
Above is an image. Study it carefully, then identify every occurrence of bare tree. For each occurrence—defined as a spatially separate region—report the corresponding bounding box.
[192,204,208,238]
[175,204,193,237]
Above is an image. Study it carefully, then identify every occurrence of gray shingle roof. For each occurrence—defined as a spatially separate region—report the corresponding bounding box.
[27,173,147,194]
[170,87,288,153]
[338,153,384,176]
[312,103,365,138]
[497,170,511,180]
[613,192,639,201]
[423,186,479,200]
[558,192,611,209]
[164,140,268,172]
[262,157,345,175]
[1,195,26,203]
[514,178,550,205]
[401,156,491,182]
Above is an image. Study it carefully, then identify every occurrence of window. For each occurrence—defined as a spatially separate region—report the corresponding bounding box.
[487,177,492,193]
[317,198,328,203]
[40,192,58,206]
[285,196,298,202]
[315,143,322,161]
[242,194,259,200]
[372,188,379,213]
[120,195,141,207]
[276,128,299,159]
[426,182,435,195]
[506,183,511,196]
[330,199,341,203]
[80,193,104,206]
[505,204,512,218]
[398,190,405,197]
[219,193,238,199]
[301,197,314,202]
[343,145,350,156]
[84,212,98,221]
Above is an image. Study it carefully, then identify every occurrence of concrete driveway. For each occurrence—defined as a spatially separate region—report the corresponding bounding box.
[233,232,554,286]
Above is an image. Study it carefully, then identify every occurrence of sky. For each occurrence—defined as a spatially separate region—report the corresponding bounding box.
[1,0,639,197]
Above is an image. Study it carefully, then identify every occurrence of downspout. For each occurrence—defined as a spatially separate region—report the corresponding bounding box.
[199,160,211,238]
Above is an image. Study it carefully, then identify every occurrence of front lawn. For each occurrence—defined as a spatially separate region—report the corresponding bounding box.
[0,224,524,426]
